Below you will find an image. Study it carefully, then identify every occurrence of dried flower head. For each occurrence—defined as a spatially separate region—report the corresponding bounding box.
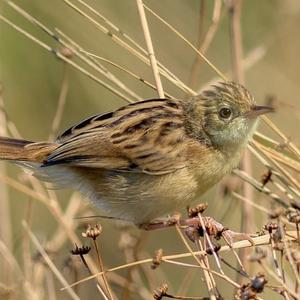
[187,203,208,218]
[235,273,267,299]
[153,283,168,300]
[251,273,267,293]
[151,248,163,270]
[261,169,272,187]
[206,242,221,255]
[235,283,257,300]
[71,244,91,256]
[264,222,278,233]
[82,224,102,240]
[286,209,300,224]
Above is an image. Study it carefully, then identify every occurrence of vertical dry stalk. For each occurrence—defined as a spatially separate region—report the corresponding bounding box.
[93,239,114,300]
[136,0,165,98]
[0,85,12,287]
[49,64,69,141]
[228,0,254,278]
[189,0,222,89]
[175,225,219,299]
[22,221,81,300]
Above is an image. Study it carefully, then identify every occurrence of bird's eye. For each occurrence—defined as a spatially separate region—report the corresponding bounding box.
[218,107,232,119]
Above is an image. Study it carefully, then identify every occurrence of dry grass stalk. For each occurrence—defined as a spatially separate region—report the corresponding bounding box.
[136,0,165,98]
[1,1,300,299]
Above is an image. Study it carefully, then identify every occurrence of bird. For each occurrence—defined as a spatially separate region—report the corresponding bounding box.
[0,81,273,226]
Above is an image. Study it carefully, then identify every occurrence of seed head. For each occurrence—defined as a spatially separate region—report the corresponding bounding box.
[71,244,91,256]
[82,224,102,240]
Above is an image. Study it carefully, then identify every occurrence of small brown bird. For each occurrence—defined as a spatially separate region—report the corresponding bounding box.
[0,82,273,226]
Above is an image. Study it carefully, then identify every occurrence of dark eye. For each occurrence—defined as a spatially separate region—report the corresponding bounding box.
[219,107,232,119]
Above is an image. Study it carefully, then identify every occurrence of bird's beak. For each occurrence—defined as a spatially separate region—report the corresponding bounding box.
[244,105,274,119]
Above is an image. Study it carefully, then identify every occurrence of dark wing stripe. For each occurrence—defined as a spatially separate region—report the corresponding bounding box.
[47,98,188,175]
[57,111,115,141]
[57,99,178,142]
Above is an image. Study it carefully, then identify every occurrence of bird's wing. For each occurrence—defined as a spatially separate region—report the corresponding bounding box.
[44,98,189,175]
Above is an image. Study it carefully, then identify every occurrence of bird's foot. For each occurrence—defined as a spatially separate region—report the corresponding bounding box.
[139,205,254,247]
[180,216,254,247]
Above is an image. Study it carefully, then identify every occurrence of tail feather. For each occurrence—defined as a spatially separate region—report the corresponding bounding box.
[0,137,76,189]
[0,137,58,163]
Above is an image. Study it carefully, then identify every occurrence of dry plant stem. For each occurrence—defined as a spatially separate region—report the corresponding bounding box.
[22,195,34,282]
[68,0,191,95]
[0,87,12,287]
[200,45,266,91]
[249,143,300,199]
[22,221,80,300]
[250,141,300,193]
[143,3,227,82]
[260,261,297,300]
[261,115,300,159]
[0,174,108,293]
[188,0,206,88]
[5,1,139,102]
[49,64,69,141]
[79,50,174,99]
[61,232,298,290]
[229,0,254,280]
[0,240,23,279]
[279,222,300,288]
[0,14,132,103]
[74,0,189,94]
[54,29,140,101]
[73,0,146,54]
[233,169,289,208]
[61,0,193,95]
[119,232,152,300]
[174,225,219,299]
[255,141,300,173]
[136,0,165,98]
[194,238,219,300]
[189,0,222,88]
[197,213,224,275]
[269,233,284,280]
[93,239,114,300]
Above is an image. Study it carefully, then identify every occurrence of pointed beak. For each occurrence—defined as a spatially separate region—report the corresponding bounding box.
[244,105,275,119]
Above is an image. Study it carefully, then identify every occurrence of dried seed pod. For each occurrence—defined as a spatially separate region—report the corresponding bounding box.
[286,209,300,224]
[70,244,91,256]
[206,242,221,255]
[153,283,168,300]
[235,283,257,300]
[82,224,102,240]
[261,169,272,186]
[263,222,278,233]
[187,203,208,218]
[151,248,164,270]
[251,273,267,293]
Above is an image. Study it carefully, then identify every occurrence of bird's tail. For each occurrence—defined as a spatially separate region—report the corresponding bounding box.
[0,137,58,163]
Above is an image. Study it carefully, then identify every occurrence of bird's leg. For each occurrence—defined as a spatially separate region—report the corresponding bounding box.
[138,213,181,231]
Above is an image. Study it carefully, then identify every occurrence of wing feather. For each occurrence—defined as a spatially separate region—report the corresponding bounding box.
[44,98,189,175]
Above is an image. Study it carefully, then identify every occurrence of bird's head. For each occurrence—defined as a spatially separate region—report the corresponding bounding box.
[184,81,273,151]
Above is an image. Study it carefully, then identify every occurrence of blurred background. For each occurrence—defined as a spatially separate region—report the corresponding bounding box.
[1,0,300,299]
